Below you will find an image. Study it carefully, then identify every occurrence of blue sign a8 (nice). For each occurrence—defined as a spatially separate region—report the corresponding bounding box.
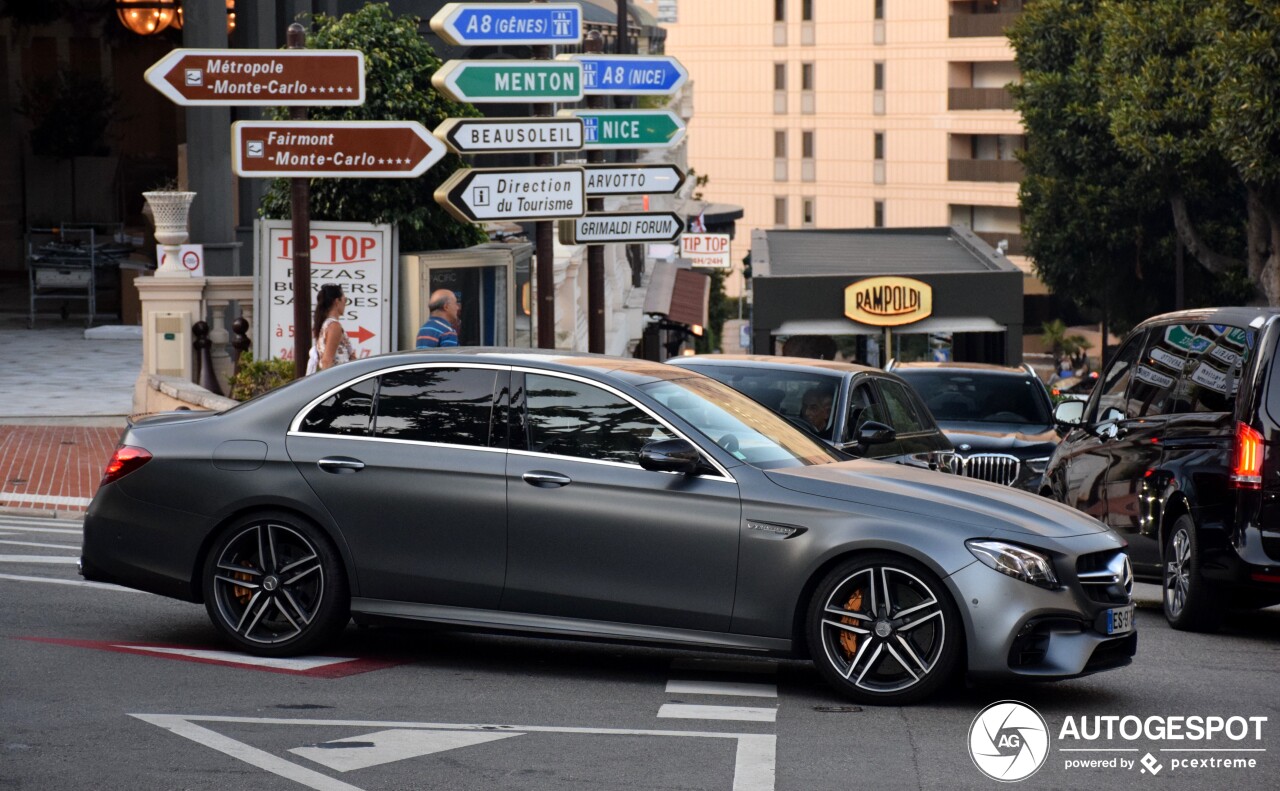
[564,54,689,96]
[431,3,583,46]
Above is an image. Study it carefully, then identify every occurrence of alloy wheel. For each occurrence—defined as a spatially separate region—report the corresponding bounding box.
[1164,527,1192,619]
[211,522,325,645]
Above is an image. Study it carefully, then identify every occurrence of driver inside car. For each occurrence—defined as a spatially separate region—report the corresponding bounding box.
[801,385,835,434]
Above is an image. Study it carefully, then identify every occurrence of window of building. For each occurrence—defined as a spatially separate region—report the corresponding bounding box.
[874,62,885,91]
[801,62,814,91]
[802,131,815,159]
[874,131,885,160]
[775,130,787,158]
[873,200,885,228]
[524,374,673,465]
[775,197,789,227]
[774,62,786,91]
[775,0,786,22]
[802,197,816,227]
[802,0,814,21]
[373,367,498,447]
[299,377,377,436]
[875,0,885,20]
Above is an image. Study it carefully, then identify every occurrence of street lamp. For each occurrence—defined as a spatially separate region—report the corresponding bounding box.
[143,190,197,277]
[115,0,177,36]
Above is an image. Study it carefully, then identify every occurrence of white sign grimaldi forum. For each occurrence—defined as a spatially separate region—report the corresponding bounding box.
[254,220,397,362]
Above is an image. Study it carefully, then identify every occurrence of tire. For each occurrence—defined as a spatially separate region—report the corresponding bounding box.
[202,511,350,656]
[806,553,962,705]
[1162,514,1220,632]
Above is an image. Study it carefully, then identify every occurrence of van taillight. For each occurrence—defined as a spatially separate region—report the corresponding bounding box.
[1230,423,1264,489]
[101,446,151,486]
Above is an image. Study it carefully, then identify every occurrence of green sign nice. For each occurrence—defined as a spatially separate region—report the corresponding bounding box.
[433,59,583,103]
[560,109,687,150]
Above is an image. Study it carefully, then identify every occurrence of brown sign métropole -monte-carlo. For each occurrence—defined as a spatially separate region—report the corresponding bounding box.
[145,49,365,106]
[231,121,447,179]
[844,276,934,327]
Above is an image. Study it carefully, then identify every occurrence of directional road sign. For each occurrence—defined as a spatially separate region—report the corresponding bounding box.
[559,109,686,149]
[145,49,364,106]
[434,117,584,154]
[584,164,685,196]
[560,54,688,96]
[431,3,582,46]
[435,167,586,223]
[433,60,583,103]
[560,212,683,245]
[232,121,447,178]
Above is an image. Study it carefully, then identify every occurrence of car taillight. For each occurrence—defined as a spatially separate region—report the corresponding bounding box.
[1230,423,1264,489]
[101,446,152,486]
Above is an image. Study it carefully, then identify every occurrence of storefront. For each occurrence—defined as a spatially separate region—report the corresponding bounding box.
[750,226,1024,366]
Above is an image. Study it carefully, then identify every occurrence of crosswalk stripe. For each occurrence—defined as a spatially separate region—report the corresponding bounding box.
[666,680,778,698]
[670,658,778,675]
[0,573,142,592]
[0,555,81,564]
[657,704,777,723]
[0,539,81,550]
[0,524,82,535]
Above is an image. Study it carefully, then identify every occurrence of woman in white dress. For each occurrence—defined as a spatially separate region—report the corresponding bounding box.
[307,284,354,373]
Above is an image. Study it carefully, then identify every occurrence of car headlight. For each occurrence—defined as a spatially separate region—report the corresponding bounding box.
[1025,456,1050,474]
[965,539,1059,589]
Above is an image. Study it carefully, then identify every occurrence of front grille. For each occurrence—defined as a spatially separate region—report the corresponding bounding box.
[1076,549,1133,604]
[959,453,1020,486]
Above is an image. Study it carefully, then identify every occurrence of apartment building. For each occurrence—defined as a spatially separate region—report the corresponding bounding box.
[664,0,1036,297]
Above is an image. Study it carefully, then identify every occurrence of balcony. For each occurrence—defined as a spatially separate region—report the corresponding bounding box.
[949,158,1024,183]
[950,11,1022,38]
[948,87,1015,111]
[975,231,1026,256]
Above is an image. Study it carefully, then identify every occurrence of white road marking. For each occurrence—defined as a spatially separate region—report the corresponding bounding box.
[0,572,142,592]
[657,704,777,723]
[133,714,777,791]
[0,539,80,550]
[0,493,92,507]
[670,658,778,675]
[0,524,82,535]
[0,555,80,564]
[666,679,778,698]
[291,729,522,772]
[120,646,361,671]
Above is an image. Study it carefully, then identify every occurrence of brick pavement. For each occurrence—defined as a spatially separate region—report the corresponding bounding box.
[0,424,122,515]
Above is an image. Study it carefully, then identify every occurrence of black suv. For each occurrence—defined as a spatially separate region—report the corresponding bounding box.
[1044,307,1280,630]
[890,362,1059,492]
[666,355,954,469]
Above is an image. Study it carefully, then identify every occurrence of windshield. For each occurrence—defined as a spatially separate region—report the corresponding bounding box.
[896,371,1052,425]
[681,365,843,440]
[641,376,842,469]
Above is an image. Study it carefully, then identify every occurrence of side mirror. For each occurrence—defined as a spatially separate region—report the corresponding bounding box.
[1054,400,1086,427]
[639,438,702,474]
[852,420,896,448]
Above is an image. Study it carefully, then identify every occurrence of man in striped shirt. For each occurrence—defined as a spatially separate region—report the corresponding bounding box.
[415,289,460,348]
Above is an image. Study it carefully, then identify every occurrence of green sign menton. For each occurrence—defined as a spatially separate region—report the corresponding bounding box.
[560,109,686,149]
[434,60,583,103]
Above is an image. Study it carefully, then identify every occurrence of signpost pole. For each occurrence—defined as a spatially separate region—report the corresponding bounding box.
[585,31,606,354]
[533,1,556,349]
[287,23,311,380]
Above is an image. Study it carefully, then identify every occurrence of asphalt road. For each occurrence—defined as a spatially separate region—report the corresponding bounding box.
[2,513,1277,791]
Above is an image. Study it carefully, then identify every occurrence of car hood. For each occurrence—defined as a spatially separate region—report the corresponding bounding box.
[765,459,1106,538]
[937,422,1058,455]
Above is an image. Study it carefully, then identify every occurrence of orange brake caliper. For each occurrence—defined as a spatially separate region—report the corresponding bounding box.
[839,589,864,658]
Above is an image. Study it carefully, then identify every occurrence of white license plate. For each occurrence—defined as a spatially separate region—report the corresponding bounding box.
[1105,605,1134,635]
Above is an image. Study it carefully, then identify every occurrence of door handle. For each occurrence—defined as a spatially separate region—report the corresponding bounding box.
[318,457,365,474]
[522,470,572,487]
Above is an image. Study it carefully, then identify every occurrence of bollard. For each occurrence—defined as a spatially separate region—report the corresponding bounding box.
[230,316,251,377]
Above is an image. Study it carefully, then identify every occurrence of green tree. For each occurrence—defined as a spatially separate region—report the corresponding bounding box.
[260,4,484,251]
[1099,0,1279,304]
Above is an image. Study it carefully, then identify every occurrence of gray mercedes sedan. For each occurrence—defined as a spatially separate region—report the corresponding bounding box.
[82,350,1135,705]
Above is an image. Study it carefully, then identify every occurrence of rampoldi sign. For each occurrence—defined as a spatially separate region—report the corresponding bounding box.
[844,276,933,327]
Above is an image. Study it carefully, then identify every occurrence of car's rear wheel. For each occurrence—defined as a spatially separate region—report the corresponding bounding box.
[1162,514,1219,632]
[202,512,349,656]
[806,553,961,705]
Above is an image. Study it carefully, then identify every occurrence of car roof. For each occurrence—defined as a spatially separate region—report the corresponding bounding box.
[668,354,884,376]
[1132,307,1280,331]
[892,361,1032,376]
[329,347,697,386]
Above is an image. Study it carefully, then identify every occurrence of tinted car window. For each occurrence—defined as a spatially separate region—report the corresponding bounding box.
[897,371,1051,425]
[1092,332,1144,421]
[1170,324,1253,414]
[845,382,888,440]
[525,374,674,464]
[878,380,928,433]
[373,367,497,447]
[1129,329,1182,417]
[299,377,376,436]
[678,365,842,439]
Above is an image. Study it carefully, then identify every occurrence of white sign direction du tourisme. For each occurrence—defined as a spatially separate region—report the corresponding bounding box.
[682,233,732,269]
[254,220,397,361]
[435,167,586,223]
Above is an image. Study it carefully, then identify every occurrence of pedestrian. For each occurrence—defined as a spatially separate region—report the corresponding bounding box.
[415,288,461,348]
[306,283,354,374]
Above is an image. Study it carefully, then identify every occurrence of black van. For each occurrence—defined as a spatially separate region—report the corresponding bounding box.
[1044,308,1280,630]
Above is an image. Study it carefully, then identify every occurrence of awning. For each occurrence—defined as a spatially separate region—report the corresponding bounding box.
[772,316,1006,336]
[644,262,710,327]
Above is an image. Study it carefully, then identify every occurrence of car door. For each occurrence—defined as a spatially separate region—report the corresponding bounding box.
[287,364,509,608]
[502,370,742,633]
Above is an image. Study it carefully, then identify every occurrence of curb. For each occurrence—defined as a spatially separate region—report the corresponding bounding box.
[0,506,85,520]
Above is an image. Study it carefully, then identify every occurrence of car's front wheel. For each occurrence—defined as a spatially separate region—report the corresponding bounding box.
[1162,514,1219,632]
[202,512,349,656]
[806,553,961,705]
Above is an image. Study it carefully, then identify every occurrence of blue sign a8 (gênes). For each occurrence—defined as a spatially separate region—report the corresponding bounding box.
[434,3,583,46]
